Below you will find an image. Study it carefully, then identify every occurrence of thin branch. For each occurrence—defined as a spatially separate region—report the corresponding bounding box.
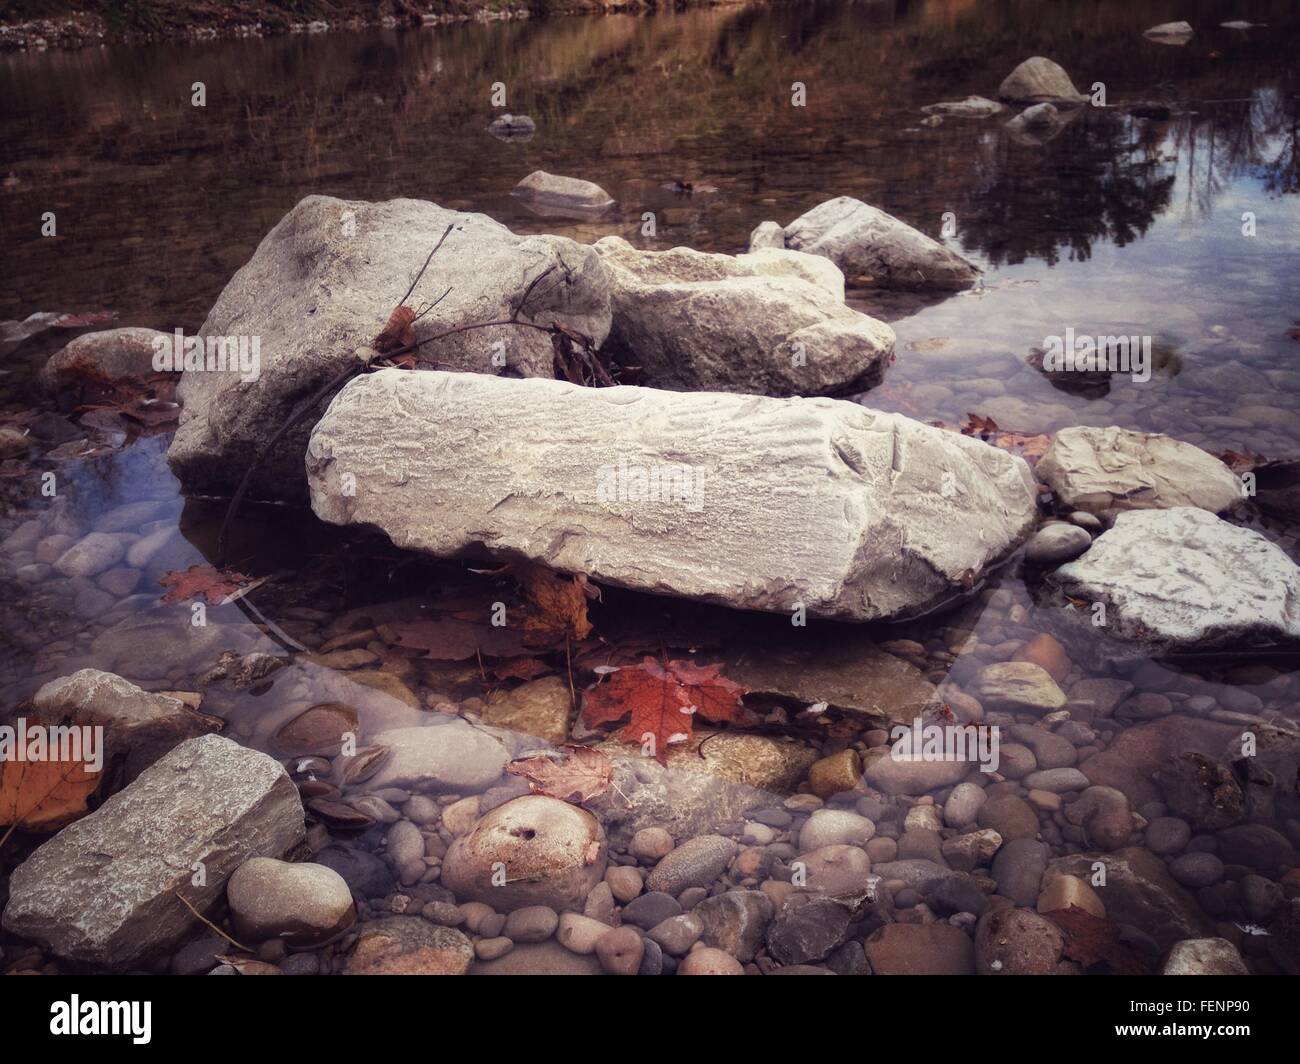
[173,891,252,953]
[399,223,456,307]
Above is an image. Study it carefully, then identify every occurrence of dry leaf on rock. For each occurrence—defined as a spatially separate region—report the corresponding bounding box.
[506,745,613,803]
[159,564,257,606]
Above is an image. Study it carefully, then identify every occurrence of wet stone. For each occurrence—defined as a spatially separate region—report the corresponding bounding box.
[645,835,737,895]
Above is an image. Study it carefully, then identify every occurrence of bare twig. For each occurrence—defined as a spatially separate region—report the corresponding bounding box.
[173,891,252,953]
[399,223,456,307]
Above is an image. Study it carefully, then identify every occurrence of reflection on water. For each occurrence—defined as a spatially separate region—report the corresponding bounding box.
[1,0,1299,975]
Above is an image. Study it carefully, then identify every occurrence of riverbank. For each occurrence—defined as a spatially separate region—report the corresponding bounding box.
[0,0,756,51]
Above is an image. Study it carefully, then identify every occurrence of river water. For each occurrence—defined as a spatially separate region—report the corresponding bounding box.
[1,0,1298,975]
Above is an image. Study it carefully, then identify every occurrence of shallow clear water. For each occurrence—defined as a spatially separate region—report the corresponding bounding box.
[1,0,1299,975]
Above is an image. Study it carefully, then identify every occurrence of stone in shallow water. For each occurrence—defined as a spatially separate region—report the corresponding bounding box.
[865,922,976,974]
[1,735,305,969]
[594,235,894,395]
[366,719,509,792]
[722,627,938,723]
[1161,937,1248,975]
[1052,508,1300,655]
[167,195,611,502]
[307,370,1038,623]
[440,796,607,913]
[226,857,356,946]
[974,907,1064,974]
[1046,848,1213,950]
[42,327,168,391]
[512,170,614,213]
[1037,427,1241,515]
[587,732,815,847]
[646,835,737,895]
[997,56,1089,105]
[1024,522,1092,565]
[969,661,1067,714]
[751,196,981,290]
[345,917,473,975]
[921,95,1004,118]
[30,668,221,788]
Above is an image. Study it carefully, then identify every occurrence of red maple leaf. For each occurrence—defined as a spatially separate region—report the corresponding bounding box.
[581,657,748,764]
[159,565,254,605]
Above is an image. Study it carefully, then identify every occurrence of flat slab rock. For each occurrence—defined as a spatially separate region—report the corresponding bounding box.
[1,735,305,969]
[1037,426,1242,514]
[167,194,611,502]
[749,196,980,291]
[306,370,1038,621]
[1052,507,1300,655]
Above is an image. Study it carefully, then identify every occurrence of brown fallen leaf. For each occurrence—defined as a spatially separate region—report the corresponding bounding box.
[159,564,256,606]
[0,753,102,837]
[1046,904,1151,975]
[373,305,417,353]
[993,432,1052,460]
[506,745,614,804]
[962,412,1000,437]
[516,562,595,644]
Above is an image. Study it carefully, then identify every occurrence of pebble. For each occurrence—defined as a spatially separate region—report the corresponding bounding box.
[1146,816,1192,855]
[595,926,644,975]
[622,891,682,930]
[556,913,612,955]
[975,907,1063,975]
[475,936,514,960]
[646,835,736,895]
[943,782,987,829]
[502,905,559,943]
[678,947,743,975]
[1024,523,1092,564]
[991,839,1050,907]
[1170,852,1225,888]
[798,809,875,851]
[977,795,1039,841]
[647,913,704,956]
[226,858,356,946]
[1023,768,1089,793]
[629,827,676,861]
[605,865,644,903]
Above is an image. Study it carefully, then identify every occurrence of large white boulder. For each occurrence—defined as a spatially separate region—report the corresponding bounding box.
[1051,508,1300,654]
[305,369,1038,621]
[166,195,612,502]
[749,197,981,291]
[593,236,894,395]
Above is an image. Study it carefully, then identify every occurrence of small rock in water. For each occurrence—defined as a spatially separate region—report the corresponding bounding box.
[226,857,356,946]
[512,170,614,214]
[646,835,737,895]
[1162,937,1249,975]
[997,56,1089,105]
[344,917,473,975]
[441,796,608,913]
[487,113,536,140]
[1024,523,1092,565]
